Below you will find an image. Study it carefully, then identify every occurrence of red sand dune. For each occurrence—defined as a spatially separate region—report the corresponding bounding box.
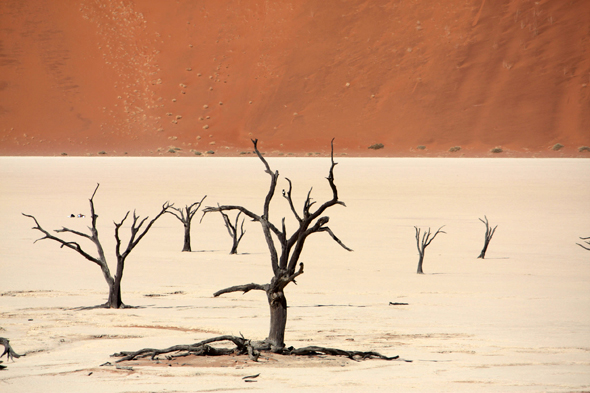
[0,0,588,157]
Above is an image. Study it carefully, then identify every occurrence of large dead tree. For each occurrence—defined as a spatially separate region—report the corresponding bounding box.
[166,196,207,252]
[114,140,407,364]
[578,236,590,251]
[23,184,171,308]
[477,216,497,259]
[415,226,446,274]
[202,139,352,352]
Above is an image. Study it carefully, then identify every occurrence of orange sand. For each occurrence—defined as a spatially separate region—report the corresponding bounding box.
[1,0,589,157]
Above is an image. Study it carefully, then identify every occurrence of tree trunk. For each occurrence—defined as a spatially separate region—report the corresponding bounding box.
[106,278,123,308]
[230,239,238,254]
[182,224,191,252]
[417,254,424,274]
[477,244,488,259]
[266,289,287,351]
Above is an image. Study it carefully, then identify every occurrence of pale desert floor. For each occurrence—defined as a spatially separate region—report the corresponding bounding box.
[0,157,589,392]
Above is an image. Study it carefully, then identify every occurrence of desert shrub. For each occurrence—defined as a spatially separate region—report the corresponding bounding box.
[552,143,564,151]
[416,145,426,150]
[490,147,503,153]
[98,151,106,155]
[578,146,590,152]
[368,143,384,150]
[207,150,215,154]
[449,146,461,152]
[194,151,202,156]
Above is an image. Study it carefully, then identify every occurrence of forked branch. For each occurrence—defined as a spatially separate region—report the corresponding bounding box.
[578,236,590,251]
[477,216,497,259]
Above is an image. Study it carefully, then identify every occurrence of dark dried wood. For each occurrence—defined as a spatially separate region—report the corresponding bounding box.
[166,196,207,252]
[415,226,446,274]
[202,139,351,350]
[0,337,23,364]
[577,236,590,251]
[477,216,497,259]
[23,184,171,308]
[113,335,408,364]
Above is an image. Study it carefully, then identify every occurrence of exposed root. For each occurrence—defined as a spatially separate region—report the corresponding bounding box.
[1,337,23,369]
[112,335,410,364]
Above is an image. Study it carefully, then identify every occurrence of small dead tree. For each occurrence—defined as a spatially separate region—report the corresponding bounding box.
[23,184,171,309]
[415,226,446,274]
[166,196,207,252]
[219,208,246,254]
[477,216,497,259]
[577,236,590,251]
[203,139,352,352]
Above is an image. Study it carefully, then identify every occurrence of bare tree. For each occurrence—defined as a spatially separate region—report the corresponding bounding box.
[166,196,207,252]
[577,236,590,251]
[114,140,408,363]
[218,208,246,254]
[202,139,352,352]
[23,184,171,308]
[477,216,497,259]
[415,226,446,274]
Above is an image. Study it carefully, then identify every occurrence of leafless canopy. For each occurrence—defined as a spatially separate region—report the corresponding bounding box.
[204,138,351,294]
[23,184,172,308]
[477,216,497,259]
[415,226,446,274]
[166,195,207,252]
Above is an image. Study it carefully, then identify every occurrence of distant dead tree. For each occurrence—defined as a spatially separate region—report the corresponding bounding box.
[218,208,246,254]
[23,184,171,309]
[477,216,497,259]
[113,140,407,363]
[166,196,207,252]
[577,236,590,251]
[415,226,446,274]
[0,337,22,369]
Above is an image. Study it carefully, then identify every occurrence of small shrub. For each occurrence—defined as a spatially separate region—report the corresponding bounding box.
[449,146,461,152]
[98,151,106,155]
[578,146,590,152]
[206,150,215,154]
[416,145,426,150]
[490,147,503,153]
[194,151,202,156]
[368,143,384,150]
[552,143,564,151]
[168,149,176,154]
[61,152,68,156]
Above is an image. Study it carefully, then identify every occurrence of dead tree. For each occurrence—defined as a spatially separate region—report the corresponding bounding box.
[477,216,497,259]
[0,337,22,369]
[415,226,446,274]
[219,208,246,254]
[202,139,352,352]
[114,140,407,363]
[23,184,171,309]
[166,196,207,252]
[578,236,590,251]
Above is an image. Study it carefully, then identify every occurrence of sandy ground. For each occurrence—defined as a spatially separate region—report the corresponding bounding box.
[0,156,589,392]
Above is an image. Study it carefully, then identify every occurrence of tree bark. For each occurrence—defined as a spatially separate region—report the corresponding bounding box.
[266,289,288,351]
[417,254,425,274]
[182,224,191,252]
[106,278,123,308]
